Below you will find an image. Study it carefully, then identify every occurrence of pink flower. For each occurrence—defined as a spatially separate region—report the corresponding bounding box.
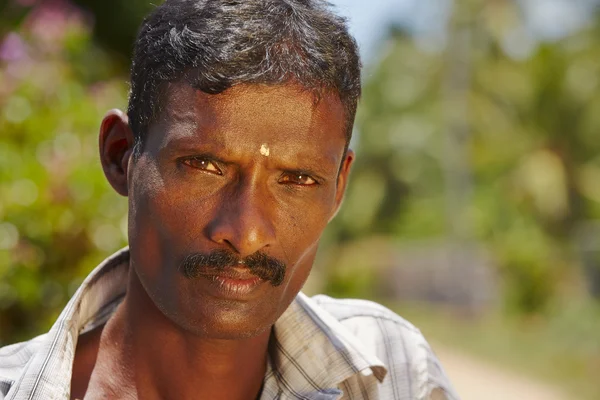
[0,32,28,62]
[24,0,90,47]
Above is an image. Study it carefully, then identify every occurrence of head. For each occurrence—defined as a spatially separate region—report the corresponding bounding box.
[99,0,360,339]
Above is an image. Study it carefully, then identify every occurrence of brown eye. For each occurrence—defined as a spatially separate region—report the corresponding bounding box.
[182,157,222,174]
[279,172,317,186]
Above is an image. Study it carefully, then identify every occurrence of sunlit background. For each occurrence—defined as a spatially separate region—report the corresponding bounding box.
[1,0,600,399]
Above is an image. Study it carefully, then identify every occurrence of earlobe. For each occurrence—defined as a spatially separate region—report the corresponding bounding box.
[99,109,134,197]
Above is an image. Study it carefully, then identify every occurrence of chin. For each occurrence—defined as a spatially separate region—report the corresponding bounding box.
[152,288,279,340]
[180,301,276,339]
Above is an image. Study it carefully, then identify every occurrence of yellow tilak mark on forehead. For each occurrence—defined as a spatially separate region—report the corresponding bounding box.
[260,143,270,157]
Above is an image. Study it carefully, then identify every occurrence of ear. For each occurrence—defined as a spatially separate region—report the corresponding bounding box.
[330,149,355,221]
[99,109,135,197]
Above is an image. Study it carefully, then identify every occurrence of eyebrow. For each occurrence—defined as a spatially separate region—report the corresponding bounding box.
[157,119,341,176]
[165,140,338,177]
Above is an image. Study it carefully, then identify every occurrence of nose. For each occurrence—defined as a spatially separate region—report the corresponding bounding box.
[205,179,276,258]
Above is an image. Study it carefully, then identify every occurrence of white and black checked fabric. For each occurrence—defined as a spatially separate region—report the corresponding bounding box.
[0,248,459,400]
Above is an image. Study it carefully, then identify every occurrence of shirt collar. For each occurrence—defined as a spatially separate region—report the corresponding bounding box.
[8,247,386,400]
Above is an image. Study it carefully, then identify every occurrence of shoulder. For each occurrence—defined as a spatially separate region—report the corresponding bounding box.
[312,295,419,328]
[310,294,424,345]
[0,334,47,396]
[311,295,460,400]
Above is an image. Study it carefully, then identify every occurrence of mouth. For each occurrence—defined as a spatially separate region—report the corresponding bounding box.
[196,266,266,299]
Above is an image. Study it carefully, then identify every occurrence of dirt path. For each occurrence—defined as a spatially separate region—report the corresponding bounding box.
[432,345,568,400]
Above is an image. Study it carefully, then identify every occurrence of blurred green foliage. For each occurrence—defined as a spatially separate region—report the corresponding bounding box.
[0,3,127,343]
[327,1,600,316]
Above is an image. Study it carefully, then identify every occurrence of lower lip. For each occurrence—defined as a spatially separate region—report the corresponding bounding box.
[202,274,264,299]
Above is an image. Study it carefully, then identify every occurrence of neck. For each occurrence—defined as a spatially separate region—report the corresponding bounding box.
[93,270,270,400]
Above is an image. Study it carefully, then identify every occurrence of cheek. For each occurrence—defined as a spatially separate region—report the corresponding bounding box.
[128,159,168,280]
[129,158,216,247]
[270,191,334,292]
[273,189,335,250]
[127,158,217,287]
[273,240,319,318]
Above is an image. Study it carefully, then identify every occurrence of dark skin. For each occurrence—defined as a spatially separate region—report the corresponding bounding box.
[70,83,354,400]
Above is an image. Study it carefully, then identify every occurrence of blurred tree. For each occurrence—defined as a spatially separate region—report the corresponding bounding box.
[327,0,600,313]
[0,0,155,69]
[0,1,127,344]
[70,0,154,64]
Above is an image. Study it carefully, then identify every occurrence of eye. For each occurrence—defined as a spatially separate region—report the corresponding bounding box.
[278,172,318,186]
[181,157,222,174]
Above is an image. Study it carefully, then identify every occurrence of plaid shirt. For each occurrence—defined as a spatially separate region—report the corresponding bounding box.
[0,248,459,400]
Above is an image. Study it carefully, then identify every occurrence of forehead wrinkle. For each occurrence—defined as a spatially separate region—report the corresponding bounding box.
[213,86,315,135]
[164,81,328,139]
[157,86,224,150]
[266,139,340,174]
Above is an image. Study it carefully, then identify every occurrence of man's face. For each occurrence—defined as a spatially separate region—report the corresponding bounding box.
[125,83,353,339]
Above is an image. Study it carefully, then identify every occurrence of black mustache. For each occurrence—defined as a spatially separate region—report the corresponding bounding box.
[180,249,286,287]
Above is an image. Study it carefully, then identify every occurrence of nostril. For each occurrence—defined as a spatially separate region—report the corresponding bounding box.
[221,238,237,252]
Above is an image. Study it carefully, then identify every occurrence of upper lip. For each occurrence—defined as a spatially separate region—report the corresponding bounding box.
[197,265,262,281]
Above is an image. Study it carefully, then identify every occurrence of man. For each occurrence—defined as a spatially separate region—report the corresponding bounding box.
[0,1,458,399]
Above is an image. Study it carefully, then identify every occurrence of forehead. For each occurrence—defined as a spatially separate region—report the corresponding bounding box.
[150,82,347,157]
